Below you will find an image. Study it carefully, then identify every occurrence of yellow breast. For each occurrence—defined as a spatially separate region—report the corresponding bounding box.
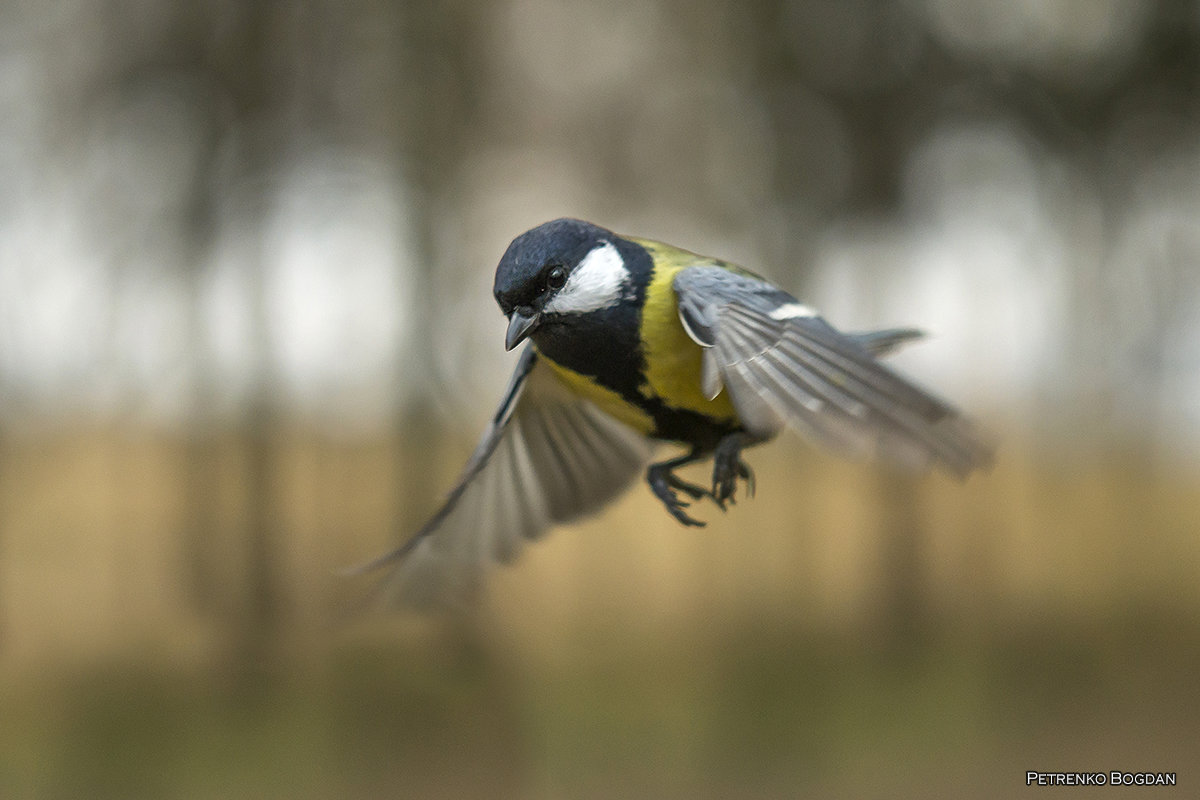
[631,238,738,423]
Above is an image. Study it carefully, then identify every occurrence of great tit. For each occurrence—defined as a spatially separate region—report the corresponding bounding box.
[355,218,991,607]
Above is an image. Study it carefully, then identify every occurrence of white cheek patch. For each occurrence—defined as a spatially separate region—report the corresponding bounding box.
[768,302,816,320]
[544,241,630,314]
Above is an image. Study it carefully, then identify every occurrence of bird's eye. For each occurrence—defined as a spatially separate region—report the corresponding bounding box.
[545,265,567,290]
[545,265,567,289]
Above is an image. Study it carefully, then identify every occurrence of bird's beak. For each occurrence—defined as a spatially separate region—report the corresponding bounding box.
[505,309,541,351]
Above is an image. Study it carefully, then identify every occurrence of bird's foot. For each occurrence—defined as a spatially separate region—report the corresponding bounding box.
[647,462,708,527]
[711,435,757,510]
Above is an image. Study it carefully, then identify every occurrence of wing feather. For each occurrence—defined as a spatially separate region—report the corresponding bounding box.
[349,344,654,609]
[785,322,950,418]
[675,267,991,477]
[722,329,875,453]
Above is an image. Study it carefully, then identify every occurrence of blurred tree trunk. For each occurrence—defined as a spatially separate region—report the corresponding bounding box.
[0,427,5,656]
[873,470,929,657]
[386,3,486,542]
[211,0,290,667]
[182,428,223,615]
[180,128,224,620]
[241,402,281,661]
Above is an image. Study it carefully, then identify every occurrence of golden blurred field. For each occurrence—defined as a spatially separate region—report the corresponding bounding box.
[2,425,1196,798]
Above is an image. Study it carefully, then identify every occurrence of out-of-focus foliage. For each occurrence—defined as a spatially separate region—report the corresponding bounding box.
[1,1,1198,798]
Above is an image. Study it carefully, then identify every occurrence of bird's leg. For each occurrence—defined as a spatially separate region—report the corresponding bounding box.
[711,432,761,509]
[646,448,712,527]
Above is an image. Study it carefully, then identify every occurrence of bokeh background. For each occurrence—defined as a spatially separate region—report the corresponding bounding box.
[2,1,1199,797]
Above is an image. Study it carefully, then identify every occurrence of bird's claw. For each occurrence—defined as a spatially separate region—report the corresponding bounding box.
[648,443,756,525]
[648,464,708,527]
[711,443,756,510]
[664,496,707,527]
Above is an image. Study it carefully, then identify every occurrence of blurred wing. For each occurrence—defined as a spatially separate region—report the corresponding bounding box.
[348,344,654,609]
[674,267,991,477]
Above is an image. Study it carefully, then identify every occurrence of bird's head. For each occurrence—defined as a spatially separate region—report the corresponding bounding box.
[493,218,631,350]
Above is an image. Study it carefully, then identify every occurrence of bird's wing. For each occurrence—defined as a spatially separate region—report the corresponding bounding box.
[674,267,991,477]
[348,343,654,609]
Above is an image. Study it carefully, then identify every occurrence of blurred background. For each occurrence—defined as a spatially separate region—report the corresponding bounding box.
[1,0,1198,797]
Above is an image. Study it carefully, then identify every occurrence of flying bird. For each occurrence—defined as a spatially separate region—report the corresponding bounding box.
[353,218,991,607]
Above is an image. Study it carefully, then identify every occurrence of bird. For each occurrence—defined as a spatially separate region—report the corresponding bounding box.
[352,218,991,608]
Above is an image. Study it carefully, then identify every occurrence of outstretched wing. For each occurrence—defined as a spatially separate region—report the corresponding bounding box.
[348,344,654,609]
[674,267,991,477]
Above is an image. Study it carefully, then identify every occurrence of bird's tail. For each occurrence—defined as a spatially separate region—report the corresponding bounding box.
[851,327,925,357]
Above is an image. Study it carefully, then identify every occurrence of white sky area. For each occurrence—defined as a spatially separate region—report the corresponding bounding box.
[203,155,415,431]
[810,125,1073,415]
[809,123,1200,455]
